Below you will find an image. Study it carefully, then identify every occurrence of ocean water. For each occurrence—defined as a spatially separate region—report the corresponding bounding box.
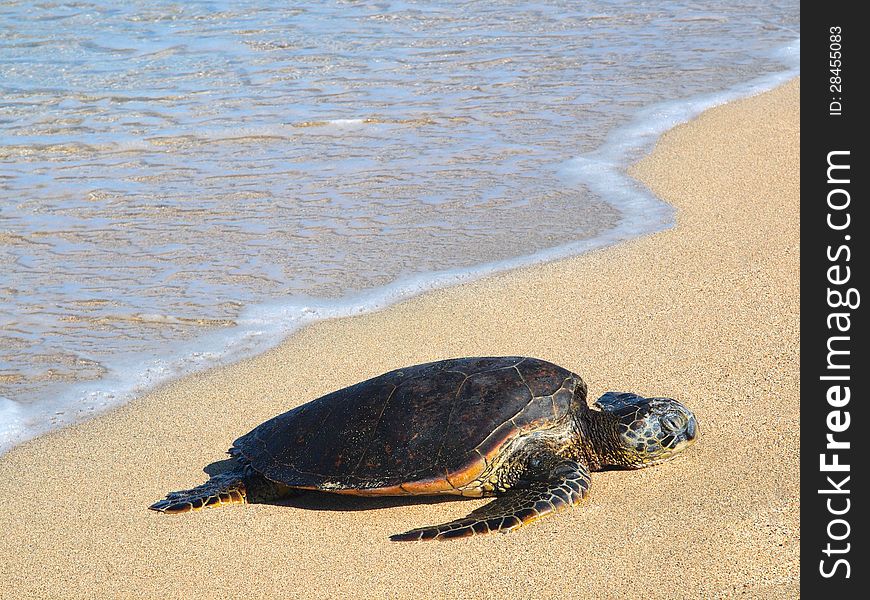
[0,1,799,454]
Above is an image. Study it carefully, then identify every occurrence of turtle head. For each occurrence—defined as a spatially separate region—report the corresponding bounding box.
[594,392,698,469]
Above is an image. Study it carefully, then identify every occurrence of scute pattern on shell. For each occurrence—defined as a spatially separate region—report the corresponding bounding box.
[231,357,586,492]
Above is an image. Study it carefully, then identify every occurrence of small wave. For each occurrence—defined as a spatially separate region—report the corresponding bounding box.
[0,397,27,454]
[58,312,237,327]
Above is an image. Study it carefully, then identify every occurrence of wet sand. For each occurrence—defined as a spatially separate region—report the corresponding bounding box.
[1,79,799,599]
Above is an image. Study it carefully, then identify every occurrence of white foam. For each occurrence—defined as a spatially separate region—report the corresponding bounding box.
[0,398,26,454]
[326,118,367,126]
[0,38,800,457]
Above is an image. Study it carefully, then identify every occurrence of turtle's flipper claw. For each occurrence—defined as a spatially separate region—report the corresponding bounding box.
[149,499,173,512]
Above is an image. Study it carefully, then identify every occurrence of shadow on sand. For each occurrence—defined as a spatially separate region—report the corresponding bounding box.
[203,458,471,512]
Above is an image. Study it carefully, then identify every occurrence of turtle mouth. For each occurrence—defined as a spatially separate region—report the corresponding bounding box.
[646,418,699,467]
[665,420,699,459]
[685,415,698,443]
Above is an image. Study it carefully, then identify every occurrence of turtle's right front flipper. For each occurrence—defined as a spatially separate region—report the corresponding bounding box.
[149,470,249,513]
[390,461,591,541]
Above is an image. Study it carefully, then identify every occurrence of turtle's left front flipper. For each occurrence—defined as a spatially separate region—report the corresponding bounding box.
[390,461,590,541]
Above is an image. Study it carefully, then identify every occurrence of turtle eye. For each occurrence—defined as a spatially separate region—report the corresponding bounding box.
[661,412,686,432]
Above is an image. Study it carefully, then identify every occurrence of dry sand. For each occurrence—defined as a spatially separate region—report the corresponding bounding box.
[1,79,799,599]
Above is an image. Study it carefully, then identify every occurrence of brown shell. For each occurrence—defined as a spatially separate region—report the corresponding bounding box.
[231,357,587,493]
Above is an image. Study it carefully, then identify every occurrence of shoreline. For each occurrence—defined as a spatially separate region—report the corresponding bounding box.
[1,39,799,457]
[1,79,799,598]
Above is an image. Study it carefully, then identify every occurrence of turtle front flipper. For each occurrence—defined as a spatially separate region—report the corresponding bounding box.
[390,461,591,541]
[149,470,250,513]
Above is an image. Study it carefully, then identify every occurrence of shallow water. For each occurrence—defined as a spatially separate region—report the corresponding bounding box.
[0,1,798,452]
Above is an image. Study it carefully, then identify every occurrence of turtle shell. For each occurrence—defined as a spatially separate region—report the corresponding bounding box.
[232,356,587,494]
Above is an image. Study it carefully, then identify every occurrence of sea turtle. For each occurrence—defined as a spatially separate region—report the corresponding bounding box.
[150,356,698,540]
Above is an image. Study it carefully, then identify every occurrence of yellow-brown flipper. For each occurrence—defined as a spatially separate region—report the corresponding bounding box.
[149,471,248,514]
[390,461,590,541]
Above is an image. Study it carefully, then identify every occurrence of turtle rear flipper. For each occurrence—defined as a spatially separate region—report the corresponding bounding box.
[150,470,249,513]
[390,461,590,541]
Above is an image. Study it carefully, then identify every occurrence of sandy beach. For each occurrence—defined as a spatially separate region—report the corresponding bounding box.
[1,79,799,599]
